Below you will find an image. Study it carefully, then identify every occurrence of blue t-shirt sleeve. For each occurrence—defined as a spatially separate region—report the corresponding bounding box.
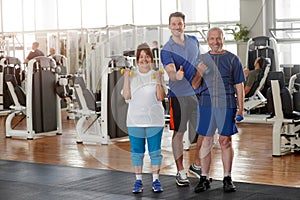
[160,47,174,68]
[190,35,199,47]
[233,57,246,84]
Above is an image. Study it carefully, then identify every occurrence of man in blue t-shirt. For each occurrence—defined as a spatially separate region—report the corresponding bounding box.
[160,11,202,186]
[192,27,245,193]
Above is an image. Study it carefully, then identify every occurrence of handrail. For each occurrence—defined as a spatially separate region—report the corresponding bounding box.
[185,30,207,42]
[269,28,300,42]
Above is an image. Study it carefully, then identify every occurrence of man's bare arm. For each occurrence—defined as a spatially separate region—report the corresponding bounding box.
[192,62,207,89]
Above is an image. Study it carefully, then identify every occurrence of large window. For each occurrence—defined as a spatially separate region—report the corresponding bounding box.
[36,0,58,30]
[161,0,177,24]
[23,0,35,31]
[2,0,23,32]
[179,0,208,23]
[275,0,300,64]
[276,0,300,21]
[57,0,81,29]
[0,0,241,61]
[209,0,239,22]
[82,0,106,28]
[1,0,240,31]
[107,0,133,25]
[133,0,160,25]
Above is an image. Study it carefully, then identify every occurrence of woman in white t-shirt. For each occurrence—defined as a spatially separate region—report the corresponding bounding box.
[122,42,166,194]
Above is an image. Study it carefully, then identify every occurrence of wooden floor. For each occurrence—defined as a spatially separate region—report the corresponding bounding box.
[0,112,300,188]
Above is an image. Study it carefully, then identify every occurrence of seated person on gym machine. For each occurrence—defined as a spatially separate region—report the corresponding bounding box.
[48,48,56,57]
[24,42,45,64]
[244,56,269,96]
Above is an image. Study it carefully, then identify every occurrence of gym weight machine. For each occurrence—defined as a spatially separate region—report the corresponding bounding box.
[5,56,63,139]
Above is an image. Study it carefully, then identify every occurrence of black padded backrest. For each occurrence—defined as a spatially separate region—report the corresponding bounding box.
[266,86,293,118]
[245,80,260,98]
[259,71,284,101]
[14,85,26,106]
[266,71,294,118]
[73,76,86,89]
[293,92,300,112]
[73,76,96,111]
[82,89,96,111]
[5,74,26,107]
[266,71,285,89]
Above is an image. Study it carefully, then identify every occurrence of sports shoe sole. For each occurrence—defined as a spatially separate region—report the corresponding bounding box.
[194,184,210,193]
[152,188,163,193]
[188,169,201,179]
[176,180,190,187]
[132,189,143,194]
[223,186,236,193]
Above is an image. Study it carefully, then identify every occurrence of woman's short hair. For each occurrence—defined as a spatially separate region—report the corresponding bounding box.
[136,43,154,63]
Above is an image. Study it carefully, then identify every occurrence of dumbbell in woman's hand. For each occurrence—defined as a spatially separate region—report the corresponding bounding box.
[151,69,164,79]
[120,67,134,76]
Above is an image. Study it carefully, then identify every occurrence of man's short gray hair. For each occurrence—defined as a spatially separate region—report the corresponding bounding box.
[207,27,224,39]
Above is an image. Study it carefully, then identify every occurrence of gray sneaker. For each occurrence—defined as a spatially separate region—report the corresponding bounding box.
[188,163,201,178]
[176,170,190,187]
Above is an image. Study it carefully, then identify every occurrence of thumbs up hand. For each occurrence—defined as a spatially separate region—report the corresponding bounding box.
[175,65,184,80]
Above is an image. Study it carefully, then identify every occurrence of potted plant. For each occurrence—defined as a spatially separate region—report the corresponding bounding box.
[231,23,250,42]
